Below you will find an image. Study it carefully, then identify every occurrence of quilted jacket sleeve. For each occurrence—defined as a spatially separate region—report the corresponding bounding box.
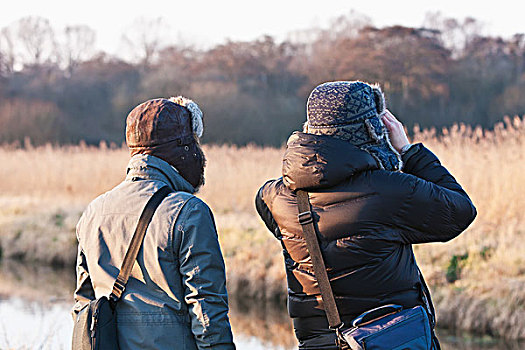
[393,143,477,243]
[177,198,235,350]
[255,181,283,240]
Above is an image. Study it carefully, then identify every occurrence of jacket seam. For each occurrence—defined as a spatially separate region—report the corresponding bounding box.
[181,198,204,281]
[169,195,196,264]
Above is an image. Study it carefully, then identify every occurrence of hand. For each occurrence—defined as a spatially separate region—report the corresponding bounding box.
[381,109,410,153]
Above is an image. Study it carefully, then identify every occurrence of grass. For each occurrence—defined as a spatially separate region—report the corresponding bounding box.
[0,116,523,339]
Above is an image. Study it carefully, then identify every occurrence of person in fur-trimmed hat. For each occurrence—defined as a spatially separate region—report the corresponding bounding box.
[73,97,235,349]
[256,81,476,349]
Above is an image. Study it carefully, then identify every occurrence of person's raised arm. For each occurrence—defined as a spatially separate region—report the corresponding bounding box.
[382,110,477,243]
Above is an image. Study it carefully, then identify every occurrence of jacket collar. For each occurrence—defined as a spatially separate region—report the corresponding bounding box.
[282,132,379,191]
[126,154,195,193]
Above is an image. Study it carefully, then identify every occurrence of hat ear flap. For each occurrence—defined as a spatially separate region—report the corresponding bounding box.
[169,96,204,138]
[185,101,203,138]
[371,84,386,114]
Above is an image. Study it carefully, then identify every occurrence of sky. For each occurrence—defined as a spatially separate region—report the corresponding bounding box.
[1,0,524,55]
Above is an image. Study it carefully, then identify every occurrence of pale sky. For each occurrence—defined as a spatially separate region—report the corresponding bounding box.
[1,0,524,55]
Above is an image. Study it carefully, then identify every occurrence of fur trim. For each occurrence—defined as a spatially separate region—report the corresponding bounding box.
[365,118,384,142]
[371,84,386,114]
[384,133,403,171]
[302,121,309,133]
[375,111,403,171]
[369,153,386,170]
[365,115,403,171]
[169,96,204,138]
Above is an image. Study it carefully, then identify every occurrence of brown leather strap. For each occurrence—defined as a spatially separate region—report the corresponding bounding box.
[296,190,343,329]
[110,186,172,302]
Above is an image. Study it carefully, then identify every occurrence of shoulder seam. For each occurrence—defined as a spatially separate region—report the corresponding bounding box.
[169,195,204,263]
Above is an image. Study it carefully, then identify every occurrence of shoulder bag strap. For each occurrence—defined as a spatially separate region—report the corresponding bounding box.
[298,190,440,349]
[416,265,442,350]
[296,190,343,330]
[109,185,172,302]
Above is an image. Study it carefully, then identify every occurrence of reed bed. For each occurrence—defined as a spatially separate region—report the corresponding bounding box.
[0,116,523,339]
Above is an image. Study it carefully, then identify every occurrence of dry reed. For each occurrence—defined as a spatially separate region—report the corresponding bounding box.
[0,116,523,339]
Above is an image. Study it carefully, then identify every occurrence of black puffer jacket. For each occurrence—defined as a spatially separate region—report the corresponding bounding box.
[255,132,476,346]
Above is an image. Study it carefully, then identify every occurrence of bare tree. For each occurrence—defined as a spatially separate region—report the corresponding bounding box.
[327,10,372,40]
[121,17,170,67]
[59,24,96,74]
[423,12,483,57]
[11,16,57,66]
[0,27,17,73]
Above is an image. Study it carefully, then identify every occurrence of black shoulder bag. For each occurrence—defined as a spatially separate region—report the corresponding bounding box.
[72,186,172,350]
[296,190,440,350]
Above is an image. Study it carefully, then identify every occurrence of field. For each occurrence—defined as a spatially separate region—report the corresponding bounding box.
[0,116,523,340]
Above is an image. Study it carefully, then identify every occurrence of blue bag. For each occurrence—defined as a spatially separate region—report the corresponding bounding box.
[340,304,432,350]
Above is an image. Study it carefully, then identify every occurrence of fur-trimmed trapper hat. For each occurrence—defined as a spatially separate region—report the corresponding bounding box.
[126,97,206,189]
[126,97,204,147]
[305,81,402,171]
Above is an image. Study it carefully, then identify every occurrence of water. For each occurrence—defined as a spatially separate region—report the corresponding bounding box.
[0,261,522,350]
[0,261,295,350]
[0,298,295,349]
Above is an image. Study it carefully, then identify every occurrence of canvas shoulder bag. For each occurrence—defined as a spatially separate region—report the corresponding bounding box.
[72,185,172,350]
[296,190,439,350]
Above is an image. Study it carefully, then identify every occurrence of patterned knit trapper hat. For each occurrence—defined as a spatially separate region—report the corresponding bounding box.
[306,81,402,171]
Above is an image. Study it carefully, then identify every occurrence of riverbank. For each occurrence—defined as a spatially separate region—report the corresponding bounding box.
[0,259,523,350]
[1,196,524,341]
[0,118,524,340]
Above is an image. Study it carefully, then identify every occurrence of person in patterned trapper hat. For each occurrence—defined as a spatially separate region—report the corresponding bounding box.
[255,81,476,349]
[304,81,402,171]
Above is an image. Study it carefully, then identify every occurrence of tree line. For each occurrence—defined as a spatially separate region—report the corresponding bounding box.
[0,13,524,146]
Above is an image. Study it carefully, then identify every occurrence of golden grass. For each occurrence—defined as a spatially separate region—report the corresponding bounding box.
[409,117,524,286]
[0,116,523,338]
[408,116,525,339]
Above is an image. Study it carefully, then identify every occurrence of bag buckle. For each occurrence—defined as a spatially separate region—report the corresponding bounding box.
[298,211,313,225]
[331,323,351,349]
[110,279,126,301]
